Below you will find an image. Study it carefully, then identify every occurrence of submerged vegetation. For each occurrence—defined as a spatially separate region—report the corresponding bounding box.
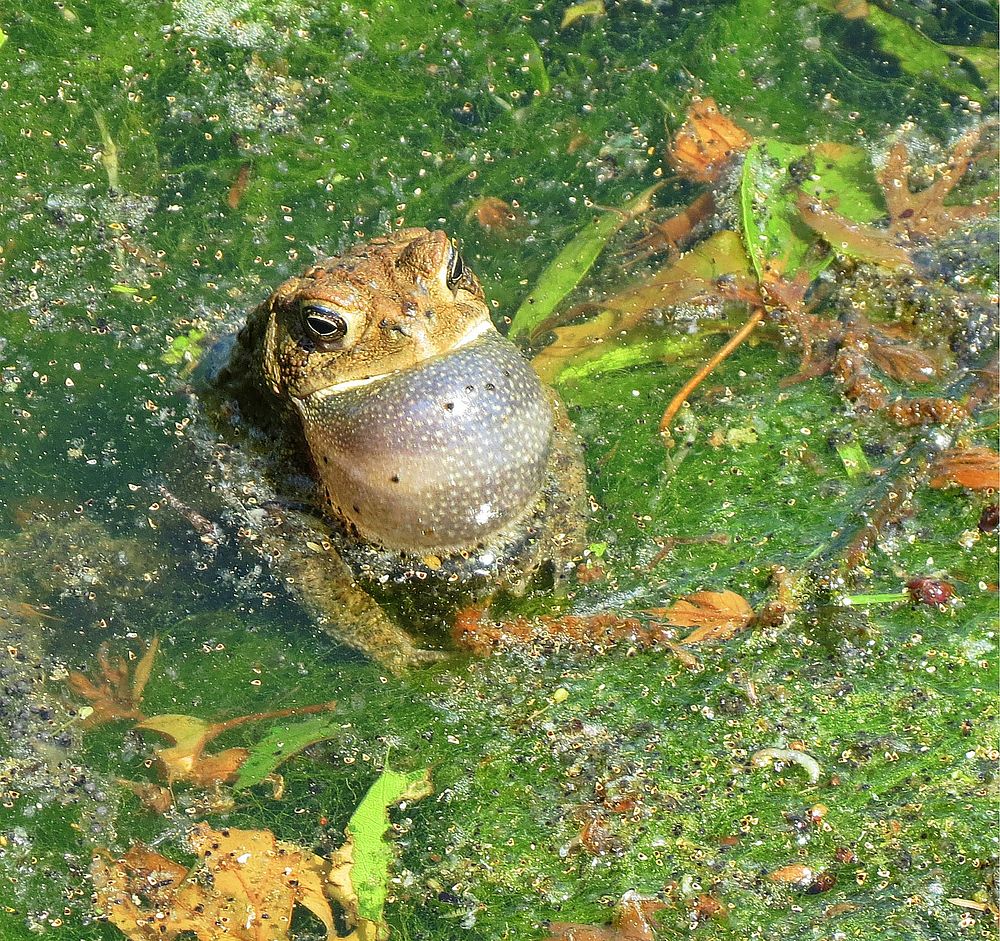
[0,1,997,939]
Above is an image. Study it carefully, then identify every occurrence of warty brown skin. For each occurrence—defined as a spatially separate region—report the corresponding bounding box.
[216,227,588,668]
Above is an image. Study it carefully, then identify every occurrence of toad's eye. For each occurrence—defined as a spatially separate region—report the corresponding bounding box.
[445,246,465,288]
[302,304,348,342]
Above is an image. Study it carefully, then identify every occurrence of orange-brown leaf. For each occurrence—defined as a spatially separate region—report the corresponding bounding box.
[467,196,523,232]
[546,894,665,941]
[135,701,336,786]
[93,825,334,941]
[227,162,252,209]
[768,864,817,887]
[651,590,755,645]
[930,447,1000,490]
[796,193,912,269]
[866,336,937,383]
[668,98,753,184]
[632,192,716,255]
[66,637,158,727]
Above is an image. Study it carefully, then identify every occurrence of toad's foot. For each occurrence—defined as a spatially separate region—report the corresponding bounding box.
[259,515,448,674]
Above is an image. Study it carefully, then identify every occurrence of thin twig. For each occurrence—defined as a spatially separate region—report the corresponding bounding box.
[660,306,765,437]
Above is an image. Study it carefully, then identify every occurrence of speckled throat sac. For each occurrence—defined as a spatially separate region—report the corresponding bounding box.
[294,330,554,553]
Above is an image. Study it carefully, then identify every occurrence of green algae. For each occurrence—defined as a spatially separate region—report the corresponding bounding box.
[0,0,996,939]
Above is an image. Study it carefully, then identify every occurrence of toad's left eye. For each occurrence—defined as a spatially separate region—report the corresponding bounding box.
[302,303,348,343]
[445,246,465,288]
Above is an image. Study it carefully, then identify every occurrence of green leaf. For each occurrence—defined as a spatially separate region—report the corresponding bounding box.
[835,440,873,479]
[805,142,885,224]
[346,768,433,926]
[943,44,1000,96]
[739,139,833,282]
[866,6,982,100]
[550,330,711,386]
[560,0,607,29]
[508,184,660,339]
[739,138,885,282]
[829,2,985,101]
[233,714,342,791]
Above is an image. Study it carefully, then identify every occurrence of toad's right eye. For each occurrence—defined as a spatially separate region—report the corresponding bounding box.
[302,303,348,343]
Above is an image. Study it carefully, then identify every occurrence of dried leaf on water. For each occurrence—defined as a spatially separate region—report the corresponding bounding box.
[668,97,752,184]
[92,825,334,941]
[649,589,755,645]
[227,162,252,209]
[929,446,1000,490]
[768,863,818,888]
[136,701,337,786]
[66,636,159,727]
[466,196,522,232]
[795,192,911,269]
[545,892,665,941]
[95,771,433,941]
[632,191,716,256]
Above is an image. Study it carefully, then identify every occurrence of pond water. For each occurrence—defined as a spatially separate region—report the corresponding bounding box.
[0,2,997,939]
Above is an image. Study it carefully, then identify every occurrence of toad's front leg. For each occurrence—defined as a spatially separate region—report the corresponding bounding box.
[258,513,447,674]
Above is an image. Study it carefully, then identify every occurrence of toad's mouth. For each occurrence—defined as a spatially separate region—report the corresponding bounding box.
[291,329,554,553]
[293,318,496,401]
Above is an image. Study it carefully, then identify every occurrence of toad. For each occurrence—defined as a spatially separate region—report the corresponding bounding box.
[212,228,587,669]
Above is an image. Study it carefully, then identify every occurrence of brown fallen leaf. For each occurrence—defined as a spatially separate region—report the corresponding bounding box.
[649,589,755,645]
[136,700,337,786]
[228,162,252,209]
[796,192,912,270]
[799,123,997,266]
[92,824,334,941]
[768,863,818,888]
[66,636,159,727]
[691,893,727,922]
[117,778,174,814]
[929,446,1000,490]
[632,191,716,256]
[546,893,665,941]
[668,97,753,184]
[466,196,522,232]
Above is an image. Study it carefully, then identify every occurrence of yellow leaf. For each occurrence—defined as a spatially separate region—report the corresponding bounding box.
[560,0,606,29]
[93,826,335,941]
